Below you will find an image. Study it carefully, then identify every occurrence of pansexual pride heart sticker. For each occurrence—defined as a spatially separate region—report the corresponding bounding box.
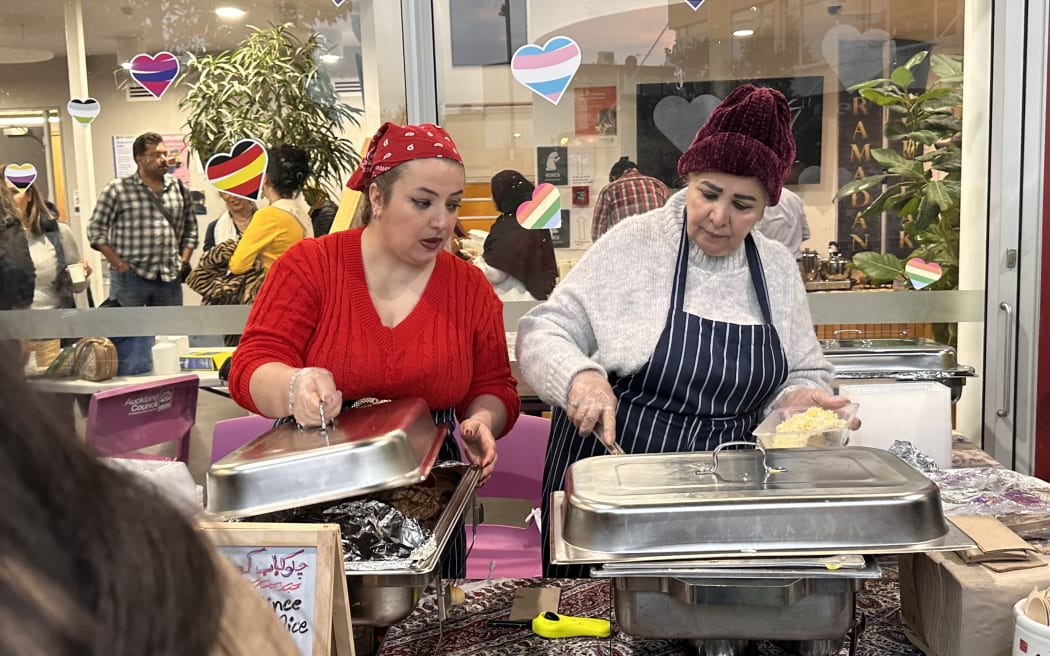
[130,52,180,100]
[4,163,37,192]
[905,257,942,290]
[684,0,707,9]
[511,36,581,106]
[516,183,561,230]
[205,139,268,201]
[67,98,101,126]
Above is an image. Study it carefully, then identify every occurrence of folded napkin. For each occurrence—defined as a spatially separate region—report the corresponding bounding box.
[952,515,1044,572]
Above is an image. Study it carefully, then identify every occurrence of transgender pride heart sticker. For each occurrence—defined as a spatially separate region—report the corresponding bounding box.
[516,183,561,230]
[130,52,180,99]
[67,98,101,126]
[4,163,37,192]
[511,36,581,106]
[905,257,943,290]
[205,139,268,201]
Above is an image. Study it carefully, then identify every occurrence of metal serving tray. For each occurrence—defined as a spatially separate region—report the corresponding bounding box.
[559,446,954,558]
[821,337,972,377]
[205,398,446,519]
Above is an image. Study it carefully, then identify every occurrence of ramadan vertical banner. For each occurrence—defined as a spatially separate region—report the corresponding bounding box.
[837,40,887,257]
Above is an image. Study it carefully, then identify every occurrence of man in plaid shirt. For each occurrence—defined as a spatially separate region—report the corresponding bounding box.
[590,156,670,242]
[88,132,197,306]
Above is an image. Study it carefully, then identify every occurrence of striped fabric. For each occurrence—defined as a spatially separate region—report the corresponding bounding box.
[541,226,788,578]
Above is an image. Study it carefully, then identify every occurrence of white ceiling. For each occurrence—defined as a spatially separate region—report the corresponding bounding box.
[0,0,358,61]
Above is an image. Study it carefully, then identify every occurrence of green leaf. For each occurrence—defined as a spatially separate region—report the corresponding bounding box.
[835,175,888,200]
[903,50,929,71]
[847,78,889,92]
[930,53,964,83]
[890,66,915,88]
[870,148,910,170]
[859,88,904,106]
[852,252,905,285]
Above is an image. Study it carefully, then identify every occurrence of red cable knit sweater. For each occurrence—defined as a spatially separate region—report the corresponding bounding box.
[230,227,519,433]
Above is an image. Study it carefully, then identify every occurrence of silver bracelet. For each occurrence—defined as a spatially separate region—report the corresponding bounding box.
[287,367,326,416]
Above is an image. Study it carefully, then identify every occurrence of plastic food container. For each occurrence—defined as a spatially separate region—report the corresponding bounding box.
[753,403,859,449]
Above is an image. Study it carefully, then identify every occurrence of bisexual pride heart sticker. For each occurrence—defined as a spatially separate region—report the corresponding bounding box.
[511,36,581,106]
[205,139,268,201]
[684,0,707,9]
[130,52,180,100]
[516,183,561,230]
[4,163,37,192]
[67,98,101,126]
[905,258,943,290]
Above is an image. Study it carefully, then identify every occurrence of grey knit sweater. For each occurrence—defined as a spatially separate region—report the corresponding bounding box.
[515,189,833,415]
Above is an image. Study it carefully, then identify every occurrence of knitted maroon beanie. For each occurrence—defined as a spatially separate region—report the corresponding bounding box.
[676,84,795,205]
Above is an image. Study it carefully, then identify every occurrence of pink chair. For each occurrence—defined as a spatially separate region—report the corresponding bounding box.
[210,414,275,463]
[84,374,199,463]
[457,413,550,579]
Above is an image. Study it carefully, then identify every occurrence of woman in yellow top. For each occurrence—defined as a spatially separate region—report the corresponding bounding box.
[229,144,314,274]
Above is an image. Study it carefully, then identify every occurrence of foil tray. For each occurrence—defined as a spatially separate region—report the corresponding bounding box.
[205,398,446,519]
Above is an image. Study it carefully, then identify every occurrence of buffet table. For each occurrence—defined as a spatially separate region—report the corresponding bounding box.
[376,443,1049,656]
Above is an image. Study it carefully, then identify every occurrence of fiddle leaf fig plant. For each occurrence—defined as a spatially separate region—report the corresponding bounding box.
[835,51,963,290]
[179,23,362,195]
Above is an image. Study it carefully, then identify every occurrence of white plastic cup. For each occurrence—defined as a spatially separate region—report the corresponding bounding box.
[1014,598,1050,655]
[66,262,86,284]
[151,341,180,375]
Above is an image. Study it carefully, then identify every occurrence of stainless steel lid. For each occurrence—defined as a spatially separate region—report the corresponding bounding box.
[821,337,974,379]
[205,398,446,519]
[560,446,949,558]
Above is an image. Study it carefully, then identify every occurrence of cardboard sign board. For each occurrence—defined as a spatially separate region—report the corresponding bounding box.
[201,522,354,656]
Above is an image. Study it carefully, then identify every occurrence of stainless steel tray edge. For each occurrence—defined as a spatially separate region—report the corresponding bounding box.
[590,558,884,580]
[549,491,977,565]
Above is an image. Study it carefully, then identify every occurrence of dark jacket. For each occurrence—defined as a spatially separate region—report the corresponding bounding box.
[310,200,339,237]
[0,215,34,309]
[483,213,559,301]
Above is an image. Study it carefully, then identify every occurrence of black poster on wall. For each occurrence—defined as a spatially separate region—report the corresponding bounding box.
[635,76,824,189]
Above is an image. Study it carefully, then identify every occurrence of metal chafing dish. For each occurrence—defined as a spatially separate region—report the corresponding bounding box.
[551,443,976,655]
[821,337,975,403]
[205,399,479,628]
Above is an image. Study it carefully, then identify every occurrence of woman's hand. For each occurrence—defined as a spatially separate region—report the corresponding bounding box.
[567,370,617,446]
[459,417,498,485]
[776,387,860,429]
[80,259,93,277]
[288,367,343,427]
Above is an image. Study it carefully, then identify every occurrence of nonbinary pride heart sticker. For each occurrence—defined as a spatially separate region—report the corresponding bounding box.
[130,52,180,99]
[4,163,37,192]
[205,139,268,201]
[905,258,942,290]
[510,36,581,105]
[516,183,561,230]
[67,98,101,126]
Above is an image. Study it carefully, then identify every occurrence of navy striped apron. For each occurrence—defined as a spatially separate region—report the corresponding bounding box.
[542,221,789,577]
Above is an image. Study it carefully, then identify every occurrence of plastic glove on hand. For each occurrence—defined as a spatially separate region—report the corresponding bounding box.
[567,370,617,447]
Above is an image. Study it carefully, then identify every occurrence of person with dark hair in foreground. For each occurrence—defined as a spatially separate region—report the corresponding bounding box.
[0,356,297,654]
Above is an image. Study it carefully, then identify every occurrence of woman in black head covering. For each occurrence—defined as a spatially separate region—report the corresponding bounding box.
[480,170,559,300]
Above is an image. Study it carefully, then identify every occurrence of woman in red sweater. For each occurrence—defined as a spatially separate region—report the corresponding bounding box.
[229,123,519,575]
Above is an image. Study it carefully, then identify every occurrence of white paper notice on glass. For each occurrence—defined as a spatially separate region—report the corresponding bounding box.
[571,209,592,248]
[569,153,593,185]
[112,136,137,177]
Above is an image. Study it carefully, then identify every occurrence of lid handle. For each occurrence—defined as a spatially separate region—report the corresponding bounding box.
[694,440,784,477]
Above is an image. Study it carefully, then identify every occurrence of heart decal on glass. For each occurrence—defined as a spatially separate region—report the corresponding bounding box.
[684,0,706,9]
[205,139,268,201]
[331,0,349,5]
[129,51,180,99]
[67,98,101,126]
[905,257,942,290]
[511,36,581,106]
[516,183,561,230]
[4,163,37,192]
[654,94,722,153]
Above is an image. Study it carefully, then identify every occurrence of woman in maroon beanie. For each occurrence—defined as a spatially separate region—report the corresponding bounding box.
[517,84,846,577]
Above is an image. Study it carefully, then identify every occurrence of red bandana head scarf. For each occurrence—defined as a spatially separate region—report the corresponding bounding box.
[346,122,462,191]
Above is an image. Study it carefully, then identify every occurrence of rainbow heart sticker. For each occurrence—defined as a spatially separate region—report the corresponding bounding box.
[67,98,101,126]
[4,163,37,192]
[130,52,180,100]
[905,257,942,290]
[516,183,561,230]
[684,0,706,8]
[511,36,581,106]
[205,139,268,201]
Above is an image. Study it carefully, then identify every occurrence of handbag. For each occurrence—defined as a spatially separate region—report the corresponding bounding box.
[186,239,266,305]
[71,337,119,382]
